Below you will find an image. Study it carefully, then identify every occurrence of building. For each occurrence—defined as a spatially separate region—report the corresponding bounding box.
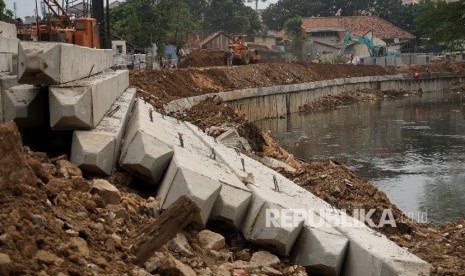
[301,16,416,59]
[199,31,234,51]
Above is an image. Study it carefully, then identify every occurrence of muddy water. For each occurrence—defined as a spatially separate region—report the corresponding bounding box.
[257,90,465,224]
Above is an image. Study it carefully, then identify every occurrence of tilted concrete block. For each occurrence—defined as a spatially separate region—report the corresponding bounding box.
[49,70,129,129]
[0,21,17,38]
[18,42,113,85]
[2,84,47,128]
[0,37,18,54]
[0,53,13,73]
[159,153,222,227]
[119,100,174,184]
[241,185,304,256]
[151,108,250,229]
[71,88,136,175]
[291,226,349,276]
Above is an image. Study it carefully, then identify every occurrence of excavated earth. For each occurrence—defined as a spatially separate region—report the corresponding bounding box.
[131,61,465,275]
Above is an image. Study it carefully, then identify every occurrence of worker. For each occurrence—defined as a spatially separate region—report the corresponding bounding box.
[317,51,321,63]
[349,53,354,64]
[226,46,233,67]
[414,70,419,79]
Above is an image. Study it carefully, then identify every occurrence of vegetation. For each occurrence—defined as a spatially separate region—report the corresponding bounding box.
[0,0,13,20]
[110,0,262,49]
[414,0,465,51]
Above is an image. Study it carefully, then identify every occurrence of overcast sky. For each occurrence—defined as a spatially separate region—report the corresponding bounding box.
[5,0,278,19]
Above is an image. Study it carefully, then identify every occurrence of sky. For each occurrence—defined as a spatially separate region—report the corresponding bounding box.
[5,0,278,19]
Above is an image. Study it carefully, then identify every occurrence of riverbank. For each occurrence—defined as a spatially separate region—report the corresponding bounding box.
[129,62,465,275]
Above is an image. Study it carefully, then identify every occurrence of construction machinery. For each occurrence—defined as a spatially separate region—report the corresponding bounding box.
[227,34,260,65]
[339,32,383,58]
[35,0,110,49]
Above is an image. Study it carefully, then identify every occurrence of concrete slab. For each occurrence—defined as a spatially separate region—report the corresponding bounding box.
[71,88,136,175]
[2,84,47,128]
[0,21,17,38]
[49,70,129,129]
[0,37,18,54]
[17,42,113,85]
[0,53,12,72]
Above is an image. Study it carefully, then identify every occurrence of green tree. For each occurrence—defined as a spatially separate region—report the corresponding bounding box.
[204,0,262,34]
[414,0,465,51]
[0,0,13,20]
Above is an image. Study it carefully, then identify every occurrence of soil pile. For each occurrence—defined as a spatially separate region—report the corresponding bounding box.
[178,50,226,68]
[130,63,394,110]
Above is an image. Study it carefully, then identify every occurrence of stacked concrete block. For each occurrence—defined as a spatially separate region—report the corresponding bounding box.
[386,56,396,67]
[17,42,113,85]
[0,21,18,74]
[49,70,129,129]
[360,57,375,66]
[2,85,47,128]
[119,100,175,184]
[0,74,18,122]
[401,53,412,65]
[71,88,136,175]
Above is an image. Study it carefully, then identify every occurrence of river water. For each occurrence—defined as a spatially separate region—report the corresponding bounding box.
[256,90,465,225]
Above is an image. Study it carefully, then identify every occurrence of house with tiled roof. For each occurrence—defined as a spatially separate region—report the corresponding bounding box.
[301,16,416,59]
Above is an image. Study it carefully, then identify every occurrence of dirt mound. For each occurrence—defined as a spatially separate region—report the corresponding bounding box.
[131,63,395,110]
[178,50,226,68]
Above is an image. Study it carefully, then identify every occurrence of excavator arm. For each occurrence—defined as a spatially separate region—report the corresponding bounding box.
[338,32,378,57]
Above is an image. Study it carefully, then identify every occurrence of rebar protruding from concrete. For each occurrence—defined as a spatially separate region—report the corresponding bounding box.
[149,108,153,122]
[235,148,241,156]
[88,64,95,77]
[106,105,120,117]
[178,133,184,148]
[241,158,245,172]
[210,148,216,160]
[273,175,280,192]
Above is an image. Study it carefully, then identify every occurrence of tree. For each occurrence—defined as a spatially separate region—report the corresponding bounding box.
[204,0,262,34]
[414,0,465,51]
[0,0,13,20]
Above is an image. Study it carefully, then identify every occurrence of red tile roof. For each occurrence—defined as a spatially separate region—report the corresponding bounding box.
[302,16,415,41]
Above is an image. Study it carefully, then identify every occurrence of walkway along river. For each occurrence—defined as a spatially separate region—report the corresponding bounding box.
[257,89,465,224]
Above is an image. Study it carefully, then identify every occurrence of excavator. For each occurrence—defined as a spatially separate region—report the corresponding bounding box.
[339,32,387,58]
[226,34,260,65]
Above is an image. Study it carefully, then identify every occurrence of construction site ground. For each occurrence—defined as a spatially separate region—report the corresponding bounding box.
[131,61,465,275]
[2,61,465,275]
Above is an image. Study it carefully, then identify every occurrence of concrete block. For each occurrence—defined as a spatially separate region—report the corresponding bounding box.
[291,226,349,275]
[241,185,303,256]
[144,105,250,229]
[71,88,136,175]
[2,84,47,128]
[0,74,18,122]
[395,56,403,67]
[414,55,430,66]
[159,153,222,226]
[49,70,129,129]
[17,42,113,85]
[119,101,174,184]
[0,37,18,54]
[375,57,386,67]
[0,53,12,72]
[386,56,396,67]
[0,21,17,38]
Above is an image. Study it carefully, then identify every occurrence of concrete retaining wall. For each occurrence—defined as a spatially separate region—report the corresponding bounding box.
[164,74,464,122]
